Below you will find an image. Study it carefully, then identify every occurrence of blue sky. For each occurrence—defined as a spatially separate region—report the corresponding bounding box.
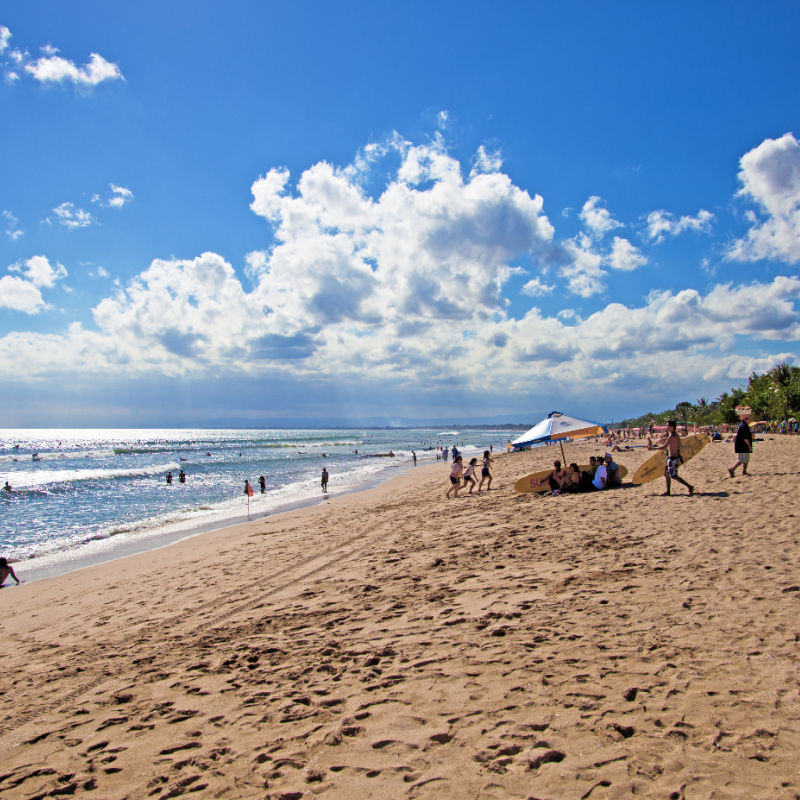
[1,1,799,426]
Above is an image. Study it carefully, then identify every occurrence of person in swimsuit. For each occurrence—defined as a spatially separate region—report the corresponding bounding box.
[658,420,694,496]
[463,457,478,494]
[446,456,464,498]
[478,450,493,491]
[321,467,329,493]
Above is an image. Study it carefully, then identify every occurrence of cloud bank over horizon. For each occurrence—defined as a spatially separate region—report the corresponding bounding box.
[2,129,799,416]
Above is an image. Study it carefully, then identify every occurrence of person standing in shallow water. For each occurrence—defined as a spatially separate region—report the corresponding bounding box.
[658,420,694,496]
[259,475,266,493]
[321,467,329,493]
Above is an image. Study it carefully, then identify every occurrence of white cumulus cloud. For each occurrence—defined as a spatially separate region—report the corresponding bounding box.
[608,236,647,271]
[9,254,68,287]
[2,209,23,240]
[0,275,47,314]
[646,208,714,242]
[521,277,554,297]
[53,202,94,229]
[107,184,133,208]
[25,50,122,86]
[579,195,621,238]
[726,132,800,263]
[0,25,123,88]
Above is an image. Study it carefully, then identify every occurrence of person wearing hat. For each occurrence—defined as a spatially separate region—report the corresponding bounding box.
[728,407,753,478]
[604,453,622,487]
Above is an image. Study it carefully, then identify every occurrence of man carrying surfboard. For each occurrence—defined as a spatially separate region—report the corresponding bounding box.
[658,420,694,496]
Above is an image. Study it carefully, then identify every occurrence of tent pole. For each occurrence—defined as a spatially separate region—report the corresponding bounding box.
[559,439,567,466]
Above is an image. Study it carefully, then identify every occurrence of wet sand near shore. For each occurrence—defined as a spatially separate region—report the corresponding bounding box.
[1,436,798,799]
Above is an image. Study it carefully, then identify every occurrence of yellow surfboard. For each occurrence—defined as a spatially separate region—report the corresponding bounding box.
[631,433,710,485]
[514,464,628,494]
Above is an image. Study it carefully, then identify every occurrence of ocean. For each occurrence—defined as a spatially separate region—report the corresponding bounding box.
[0,427,516,582]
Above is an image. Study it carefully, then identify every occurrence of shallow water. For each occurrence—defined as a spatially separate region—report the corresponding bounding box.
[0,427,515,578]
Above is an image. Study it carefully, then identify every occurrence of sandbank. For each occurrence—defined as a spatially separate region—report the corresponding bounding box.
[1,437,798,799]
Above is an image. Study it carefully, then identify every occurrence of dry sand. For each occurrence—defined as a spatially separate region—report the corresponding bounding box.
[1,436,799,799]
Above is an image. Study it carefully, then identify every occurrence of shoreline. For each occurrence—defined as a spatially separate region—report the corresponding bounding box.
[2,437,798,798]
[9,455,444,585]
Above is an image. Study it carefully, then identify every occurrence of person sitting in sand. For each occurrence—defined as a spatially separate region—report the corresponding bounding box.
[478,450,493,491]
[564,463,582,492]
[446,456,464,498]
[578,458,597,492]
[545,460,566,493]
[658,420,694,496]
[605,454,623,487]
[592,457,608,490]
[0,557,20,586]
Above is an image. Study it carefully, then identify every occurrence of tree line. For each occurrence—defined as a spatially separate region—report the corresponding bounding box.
[619,363,800,428]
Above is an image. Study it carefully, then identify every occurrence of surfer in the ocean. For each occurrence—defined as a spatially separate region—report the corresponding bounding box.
[658,421,694,496]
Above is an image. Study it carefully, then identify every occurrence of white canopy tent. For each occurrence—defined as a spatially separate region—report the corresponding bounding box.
[511,411,606,463]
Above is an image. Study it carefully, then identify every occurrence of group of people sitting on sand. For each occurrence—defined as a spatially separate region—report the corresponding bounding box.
[542,454,622,495]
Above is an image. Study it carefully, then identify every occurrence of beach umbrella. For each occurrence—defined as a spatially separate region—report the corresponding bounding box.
[511,411,606,464]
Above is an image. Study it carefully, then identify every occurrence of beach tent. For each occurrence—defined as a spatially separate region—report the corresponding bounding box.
[511,411,606,462]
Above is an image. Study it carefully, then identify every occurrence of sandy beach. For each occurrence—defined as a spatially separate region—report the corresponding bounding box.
[1,436,798,800]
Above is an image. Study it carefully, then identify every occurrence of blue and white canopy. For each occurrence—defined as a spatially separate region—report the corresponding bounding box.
[511,411,606,449]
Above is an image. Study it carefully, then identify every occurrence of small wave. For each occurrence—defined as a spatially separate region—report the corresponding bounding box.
[2,462,181,489]
[114,447,174,454]
[437,431,460,437]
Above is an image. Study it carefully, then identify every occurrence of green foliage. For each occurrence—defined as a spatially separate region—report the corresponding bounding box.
[619,363,800,427]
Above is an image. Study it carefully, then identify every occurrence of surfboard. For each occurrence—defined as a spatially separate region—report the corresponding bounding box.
[631,433,710,485]
[514,464,628,494]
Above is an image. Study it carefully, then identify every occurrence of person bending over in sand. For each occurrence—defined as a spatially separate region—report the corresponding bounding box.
[446,456,464,498]
[0,558,20,587]
[463,458,478,494]
[658,420,694,496]
[478,450,493,491]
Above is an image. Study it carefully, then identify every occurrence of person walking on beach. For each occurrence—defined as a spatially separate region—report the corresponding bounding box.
[658,420,694,496]
[321,467,329,493]
[728,407,753,478]
[446,456,464,498]
[478,450,493,491]
[0,557,20,586]
[412,450,417,466]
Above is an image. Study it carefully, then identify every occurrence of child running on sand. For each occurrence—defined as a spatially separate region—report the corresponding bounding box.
[478,450,493,491]
[0,558,20,587]
[446,456,464,498]
[463,458,478,494]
